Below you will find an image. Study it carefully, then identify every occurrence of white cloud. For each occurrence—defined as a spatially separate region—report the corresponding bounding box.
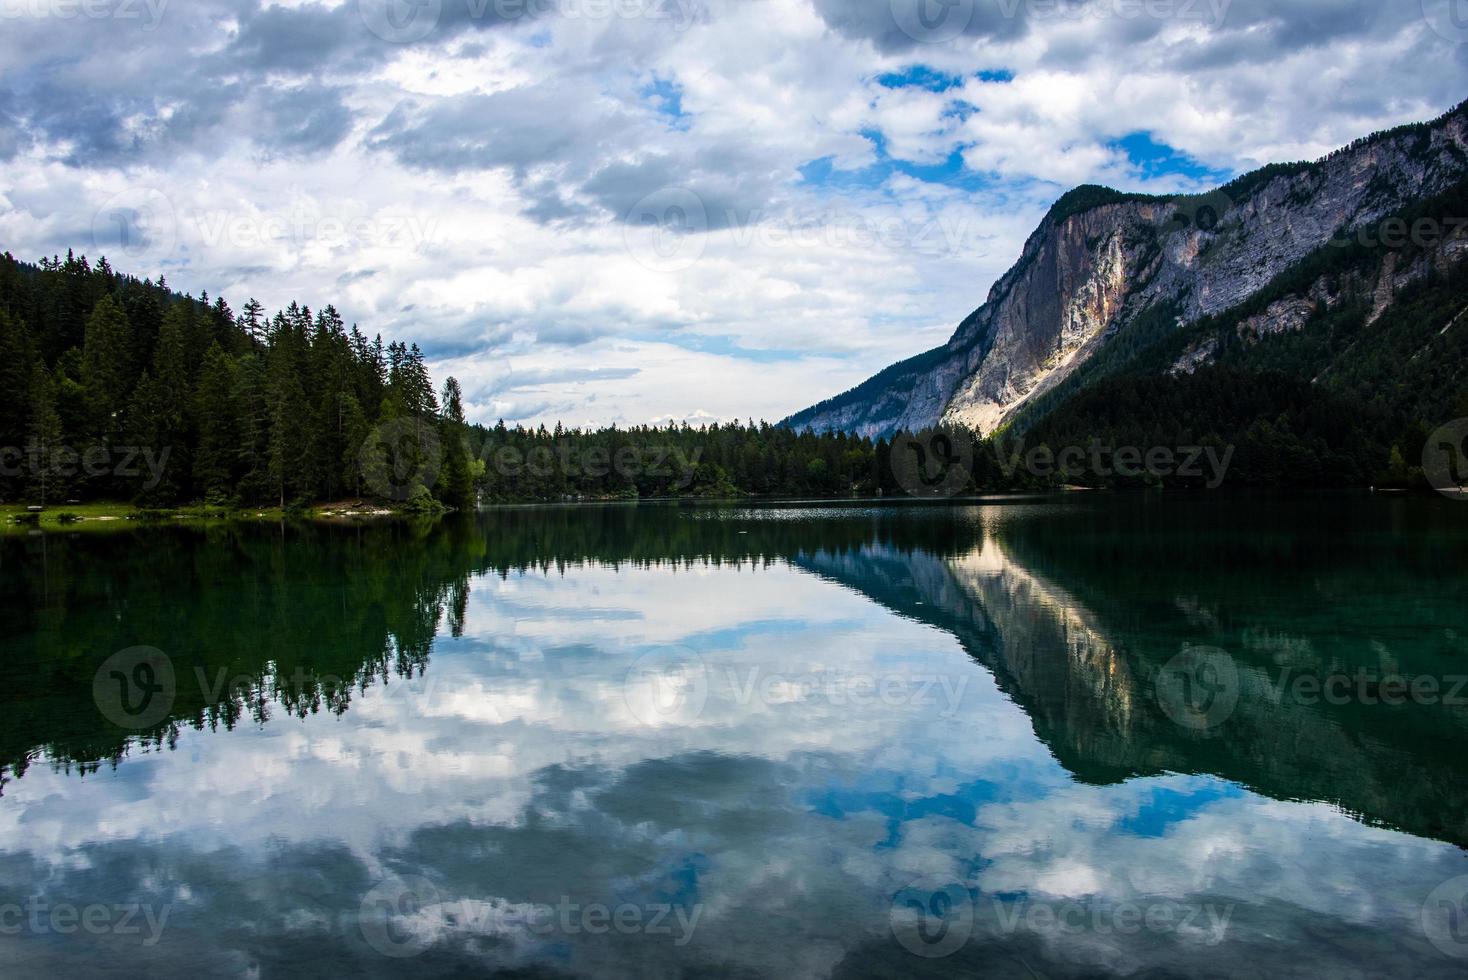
[0,0,1463,425]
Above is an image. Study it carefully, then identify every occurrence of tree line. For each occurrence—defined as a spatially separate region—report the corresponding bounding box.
[0,251,919,508]
[7,243,1460,511]
[0,250,475,510]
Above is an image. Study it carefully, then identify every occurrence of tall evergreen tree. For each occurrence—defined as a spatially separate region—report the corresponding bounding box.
[80,295,133,438]
[193,343,237,501]
[0,310,34,458]
[267,339,312,508]
[234,353,272,503]
[24,364,66,505]
[436,377,474,510]
[124,370,175,504]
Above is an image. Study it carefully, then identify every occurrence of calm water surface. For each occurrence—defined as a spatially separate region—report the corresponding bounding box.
[2,496,1467,977]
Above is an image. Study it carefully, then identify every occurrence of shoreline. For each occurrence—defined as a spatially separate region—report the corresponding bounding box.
[0,501,423,534]
[6,485,1452,534]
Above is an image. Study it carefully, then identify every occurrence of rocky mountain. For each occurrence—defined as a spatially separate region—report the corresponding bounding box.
[785,100,1468,440]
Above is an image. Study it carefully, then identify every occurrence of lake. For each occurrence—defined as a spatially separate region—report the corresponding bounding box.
[2,496,1467,978]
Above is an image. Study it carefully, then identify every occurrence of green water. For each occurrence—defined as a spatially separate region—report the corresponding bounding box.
[2,496,1467,977]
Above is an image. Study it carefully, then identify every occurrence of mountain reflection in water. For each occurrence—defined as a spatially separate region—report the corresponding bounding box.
[1,496,1465,978]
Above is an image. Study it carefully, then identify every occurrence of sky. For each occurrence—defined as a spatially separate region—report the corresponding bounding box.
[1,0,1466,428]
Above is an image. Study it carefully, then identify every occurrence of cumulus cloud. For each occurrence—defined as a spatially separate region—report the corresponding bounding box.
[0,0,1463,425]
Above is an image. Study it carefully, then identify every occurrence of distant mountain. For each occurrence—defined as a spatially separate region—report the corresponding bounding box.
[785,101,1468,445]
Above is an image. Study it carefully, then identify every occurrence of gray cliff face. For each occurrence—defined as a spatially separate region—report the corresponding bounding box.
[788,105,1468,438]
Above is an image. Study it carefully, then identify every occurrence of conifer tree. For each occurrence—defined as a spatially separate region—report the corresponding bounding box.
[0,310,34,460]
[125,370,174,504]
[267,340,311,508]
[24,364,66,505]
[80,295,133,437]
[193,343,237,501]
[437,377,474,510]
[234,353,272,503]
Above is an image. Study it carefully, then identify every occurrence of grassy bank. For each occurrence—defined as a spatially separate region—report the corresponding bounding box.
[0,500,415,534]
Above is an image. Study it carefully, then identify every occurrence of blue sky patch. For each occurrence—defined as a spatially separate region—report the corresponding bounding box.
[1117,781,1243,838]
[876,65,965,92]
[804,761,1058,850]
[645,331,805,364]
[798,129,991,194]
[643,76,690,130]
[1112,131,1230,184]
[876,66,1014,90]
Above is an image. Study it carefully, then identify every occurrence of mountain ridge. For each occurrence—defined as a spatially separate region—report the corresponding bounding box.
[785,99,1468,439]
